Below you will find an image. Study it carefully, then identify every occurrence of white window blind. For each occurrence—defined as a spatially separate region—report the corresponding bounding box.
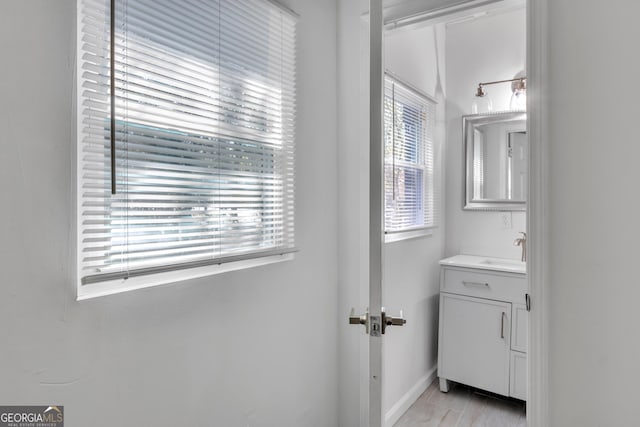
[384,74,437,233]
[77,0,297,290]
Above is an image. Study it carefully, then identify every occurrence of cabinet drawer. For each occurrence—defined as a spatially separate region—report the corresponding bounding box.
[441,267,526,304]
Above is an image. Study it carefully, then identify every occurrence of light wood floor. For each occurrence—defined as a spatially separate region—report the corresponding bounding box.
[394,379,526,427]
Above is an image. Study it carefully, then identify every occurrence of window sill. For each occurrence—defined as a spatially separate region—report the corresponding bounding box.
[385,228,434,244]
[76,253,295,301]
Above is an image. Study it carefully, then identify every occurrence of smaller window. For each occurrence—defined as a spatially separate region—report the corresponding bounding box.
[383,74,438,235]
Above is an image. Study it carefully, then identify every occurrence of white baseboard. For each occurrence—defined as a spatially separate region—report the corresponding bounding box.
[384,367,438,427]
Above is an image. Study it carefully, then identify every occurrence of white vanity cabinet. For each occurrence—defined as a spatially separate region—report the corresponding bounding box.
[437,255,527,400]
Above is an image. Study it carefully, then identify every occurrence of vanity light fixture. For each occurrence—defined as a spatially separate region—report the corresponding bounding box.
[472,76,527,113]
[471,84,493,114]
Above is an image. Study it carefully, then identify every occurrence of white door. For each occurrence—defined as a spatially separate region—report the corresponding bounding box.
[347,1,406,426]
[438,293,511,396]
[368,0,385,425]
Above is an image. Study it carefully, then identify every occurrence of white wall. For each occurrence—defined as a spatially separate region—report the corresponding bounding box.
[546,1,640,425]
[382,25,447,425]
[0,1,339,426]
[445,9,527,260]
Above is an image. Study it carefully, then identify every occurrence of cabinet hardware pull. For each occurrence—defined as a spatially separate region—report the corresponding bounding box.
[462,281,489,287]
[501,311,506,339]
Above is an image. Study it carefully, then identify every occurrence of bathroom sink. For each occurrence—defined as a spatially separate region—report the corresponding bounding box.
[480,258,524,268]
[439,254,526,274]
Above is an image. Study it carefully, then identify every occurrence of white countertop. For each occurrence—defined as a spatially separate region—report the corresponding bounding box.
[439,254,526,275]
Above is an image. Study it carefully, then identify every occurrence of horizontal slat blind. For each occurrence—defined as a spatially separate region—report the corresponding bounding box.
[384,75,436,233]
[78,0,296,285]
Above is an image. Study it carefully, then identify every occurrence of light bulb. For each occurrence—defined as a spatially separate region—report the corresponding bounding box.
[471,94,493,114]
[510,78,527,111]
[510,89,526,111]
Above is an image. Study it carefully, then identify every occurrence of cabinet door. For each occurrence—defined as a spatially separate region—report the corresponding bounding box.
[511,303,528,353]
[510,351,527,400]
[438,293,511,396]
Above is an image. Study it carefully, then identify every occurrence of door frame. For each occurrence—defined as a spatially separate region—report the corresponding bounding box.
[526,0,550,425]
[364,0,550,425]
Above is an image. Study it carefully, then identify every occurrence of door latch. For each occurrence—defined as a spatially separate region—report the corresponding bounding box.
[370,315,381,337]
[526,293,531,311]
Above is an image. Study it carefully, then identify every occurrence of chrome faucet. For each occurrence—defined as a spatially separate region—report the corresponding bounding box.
[514,232,527,262]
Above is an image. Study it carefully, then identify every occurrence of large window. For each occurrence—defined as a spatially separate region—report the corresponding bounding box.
[384,74,437,235]
[77,0,297,298]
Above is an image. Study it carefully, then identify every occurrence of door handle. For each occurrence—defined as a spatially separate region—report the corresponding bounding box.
[349,308,369,334]
[501,311,506,339]
[381,308,407,335]
[349,308,406,335]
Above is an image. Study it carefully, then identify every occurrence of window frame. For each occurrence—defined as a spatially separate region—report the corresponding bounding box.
[75,0,298,299]
[383,72,438,241]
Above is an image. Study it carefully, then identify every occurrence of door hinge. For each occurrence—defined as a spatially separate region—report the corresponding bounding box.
[525,293,531,311]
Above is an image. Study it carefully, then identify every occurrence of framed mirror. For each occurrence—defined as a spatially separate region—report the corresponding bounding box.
[463,111,527,210]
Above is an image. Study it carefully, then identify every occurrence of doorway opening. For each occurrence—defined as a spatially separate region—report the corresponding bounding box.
[379,0,533,425]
